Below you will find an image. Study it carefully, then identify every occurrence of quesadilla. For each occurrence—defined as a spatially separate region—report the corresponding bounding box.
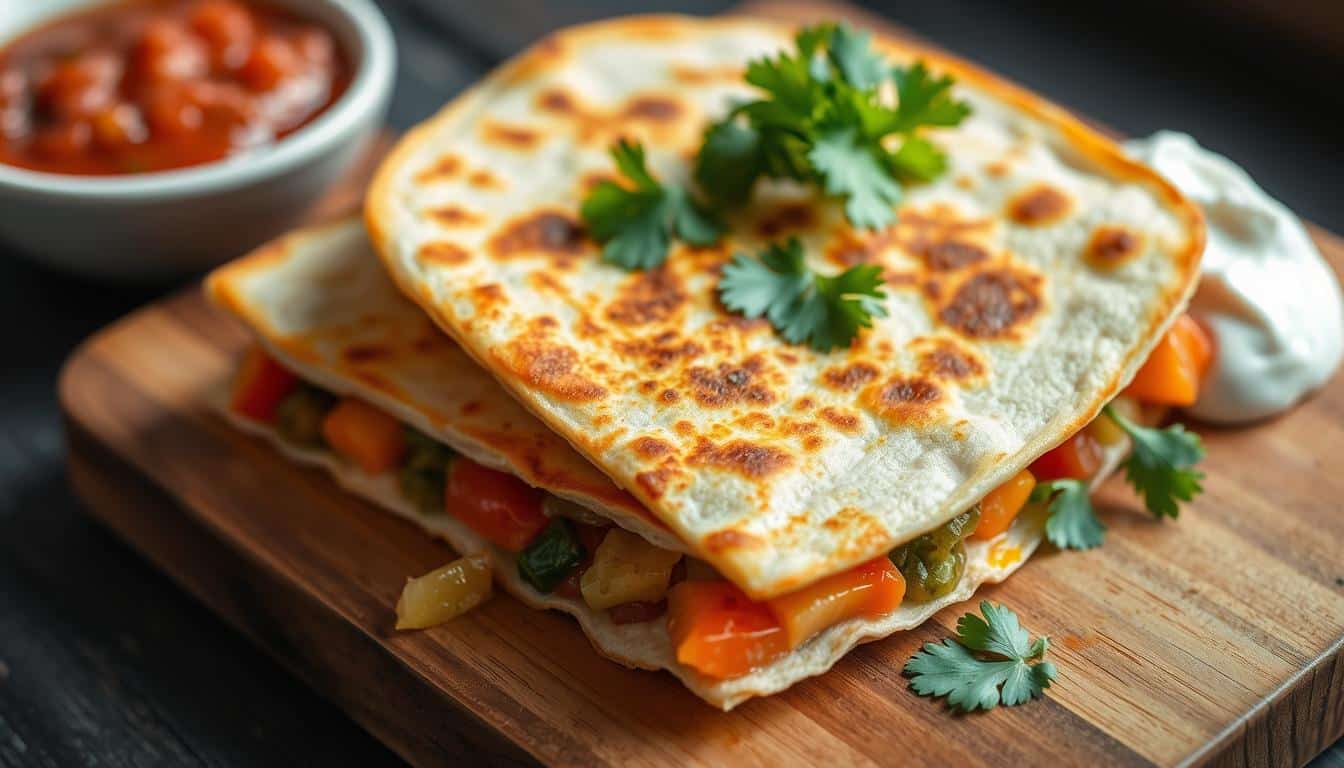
[207,14,1209,710]
[206,218,1134,709]
[364,15,1202,599]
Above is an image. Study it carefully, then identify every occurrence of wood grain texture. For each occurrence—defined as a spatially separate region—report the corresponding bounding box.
[58,3,1344,766]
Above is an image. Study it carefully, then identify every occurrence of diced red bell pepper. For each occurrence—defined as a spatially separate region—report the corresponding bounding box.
[1031,430,1103,481]
[230,347,297,422]
[445,458,548,551]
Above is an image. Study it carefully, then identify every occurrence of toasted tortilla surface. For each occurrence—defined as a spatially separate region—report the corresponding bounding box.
[366,15,1203,599]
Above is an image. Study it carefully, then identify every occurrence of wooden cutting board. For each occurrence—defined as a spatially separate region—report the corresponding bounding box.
[59,2,1344,765]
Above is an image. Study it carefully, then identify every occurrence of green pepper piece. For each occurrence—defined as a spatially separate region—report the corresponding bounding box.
[517,518,585,593]
[888,505,980,603]
[275,385,336,449]
[398,427,454,516]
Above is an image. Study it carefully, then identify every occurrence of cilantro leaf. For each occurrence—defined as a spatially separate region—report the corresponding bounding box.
[691,22,972,228]
[719,238,888,351]
[826,24,887,90]
[887,136,947,182]
[809,127,903,229]
[580,140,723,270]
[694,121,765,207]
[1103,405,1206,519]
[1033,479,1106,550]
[905,601,1057,713]
[891,61,974,131]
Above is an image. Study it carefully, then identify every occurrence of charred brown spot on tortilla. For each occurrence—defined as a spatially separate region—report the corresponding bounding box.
[1085,225,1145,269]
[916,338,986,381]
[414,154,462,183]
[593,413,612,428]
[622,95,682,121]
[794,397,815,411]
[536,88,576,114]
[802,435,824,452]
[480,120,541,150]
[660,389,680,404]
[923,280,942,301]
[689,438,792,480]
[614,332,703,371]
[673,420,695,436]
[671,64,743,84]
[985,161,1010,178]
[467,169,504,190]
[630,436,674,459]
[469,283,505,314]
[427,205,483,227]
[496,337,605,402]
[528,270,569,298]
[416,241,470,266]
[939,268,1043,339]
[1007,184,1073,226]
[821,362,879,392]
[865,375,944,424]
[755,203,817,239]
[826,228,897,267]
[685,358,776,408]
[917,240,989,272]
[635,466,679,498]
[342,343,391,363]
[783,419,819,436]
[703,528,761,554]
[489,211,587,261]
[460,400,482,415]
[819,406,861,432]
[605,267,686,325]
[735,412,776,431]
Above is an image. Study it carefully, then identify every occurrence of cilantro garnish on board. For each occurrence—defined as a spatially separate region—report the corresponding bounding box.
[905,601,1057,713]
[694,23,971,229]
[718,238,887,351]
[580,139,722,270]
[1034,406,1207,550]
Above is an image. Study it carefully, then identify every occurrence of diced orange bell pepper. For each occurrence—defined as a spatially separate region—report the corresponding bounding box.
[971,469,1037,541]
[230,347,298,422]
[666,580,789,679]
[445,458,548,551]
[766,558,905,649]
[321,398,407,474]
[1031,430,1103,481]
[1125,314,1214,407]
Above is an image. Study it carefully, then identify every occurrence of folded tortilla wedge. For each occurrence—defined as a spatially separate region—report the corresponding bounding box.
[207,219,1133,709]
[365,15,1203,601]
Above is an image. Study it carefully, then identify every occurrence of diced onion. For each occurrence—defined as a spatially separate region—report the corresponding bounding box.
[395,553,492,630]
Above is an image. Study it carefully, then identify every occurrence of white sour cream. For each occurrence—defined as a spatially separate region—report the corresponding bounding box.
[1124,131,1343,423]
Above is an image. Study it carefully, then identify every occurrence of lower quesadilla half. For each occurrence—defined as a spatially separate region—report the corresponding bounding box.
[206,218,1155,710]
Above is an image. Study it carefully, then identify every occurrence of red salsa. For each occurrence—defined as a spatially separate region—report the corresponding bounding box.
[0,0,350,175]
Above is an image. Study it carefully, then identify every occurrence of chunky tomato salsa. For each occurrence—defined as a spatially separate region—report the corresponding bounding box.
[0,0,350,175]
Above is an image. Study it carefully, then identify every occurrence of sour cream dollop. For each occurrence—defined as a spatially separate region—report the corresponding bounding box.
[1124,131,1344,423]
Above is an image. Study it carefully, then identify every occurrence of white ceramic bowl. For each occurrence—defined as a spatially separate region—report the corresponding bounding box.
[0,0,395,278]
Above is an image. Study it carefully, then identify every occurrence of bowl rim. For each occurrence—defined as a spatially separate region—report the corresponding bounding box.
[0,0,395,202]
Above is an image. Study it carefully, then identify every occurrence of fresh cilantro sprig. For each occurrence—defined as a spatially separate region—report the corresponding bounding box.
[580,139,722,270]
[1033,407,1207,550]
[1104,404,1206,519]
[719,238,887,351]
[1033,478,1106,550]
[694,23,971,229]
[904,601,1057,713]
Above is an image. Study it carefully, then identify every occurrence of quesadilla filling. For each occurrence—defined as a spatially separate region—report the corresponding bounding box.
[228,307,1207,680]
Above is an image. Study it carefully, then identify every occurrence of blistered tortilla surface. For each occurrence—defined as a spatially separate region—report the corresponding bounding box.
[367,15,1202,598]
[206,220,686,552]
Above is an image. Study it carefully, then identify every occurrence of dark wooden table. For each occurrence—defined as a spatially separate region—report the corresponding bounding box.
[2,1,1342,765]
